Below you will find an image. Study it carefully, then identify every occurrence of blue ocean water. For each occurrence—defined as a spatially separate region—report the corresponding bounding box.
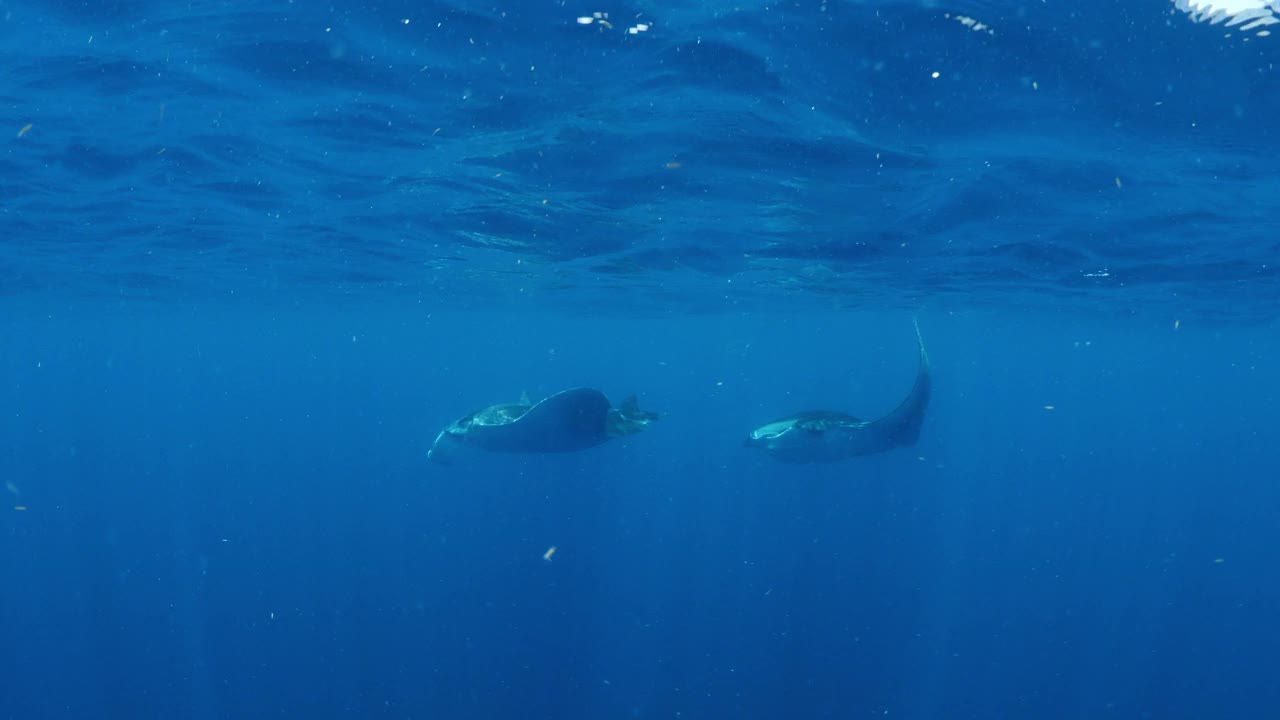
[3,1,1279,718]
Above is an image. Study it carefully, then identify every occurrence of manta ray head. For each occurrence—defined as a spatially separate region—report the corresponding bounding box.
[742,421,796,451]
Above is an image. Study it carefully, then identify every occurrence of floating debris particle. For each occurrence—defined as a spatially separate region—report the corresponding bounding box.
[1115,176,1123,188]
[13,506,27,511]
[665,161,681,169]
[17,123,31,138]
[1043,405,1055,411]
[1214,557,1225,564]
[543,546,557,561]
[4,481,18,496]
[1174,319,1181,330]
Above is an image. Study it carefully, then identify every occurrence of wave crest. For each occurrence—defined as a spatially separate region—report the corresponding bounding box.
[1175,0,1280,32]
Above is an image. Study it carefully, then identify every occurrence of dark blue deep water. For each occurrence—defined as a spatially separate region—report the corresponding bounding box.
[3,1,1279,718]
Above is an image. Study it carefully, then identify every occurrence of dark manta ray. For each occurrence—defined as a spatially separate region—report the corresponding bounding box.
[428,388,657,464]
[744,321,930,463]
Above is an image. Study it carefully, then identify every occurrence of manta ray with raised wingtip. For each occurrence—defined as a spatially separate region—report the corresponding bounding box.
[744,321,930,464]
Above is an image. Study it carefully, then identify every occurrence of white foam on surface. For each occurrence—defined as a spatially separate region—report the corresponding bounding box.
[1174,0,1280,33]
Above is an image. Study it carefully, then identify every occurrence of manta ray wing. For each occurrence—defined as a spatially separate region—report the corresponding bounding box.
[471,387,613,454]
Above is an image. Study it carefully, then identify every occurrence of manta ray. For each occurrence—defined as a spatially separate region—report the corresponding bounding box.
[428,388,657,464]
[744,321,930,463]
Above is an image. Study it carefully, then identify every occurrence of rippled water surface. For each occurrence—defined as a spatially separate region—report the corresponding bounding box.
[3,0,1277,317]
